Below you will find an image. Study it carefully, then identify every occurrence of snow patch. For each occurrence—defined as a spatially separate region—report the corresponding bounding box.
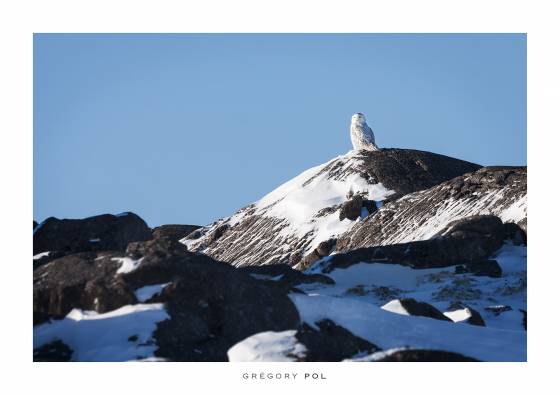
[33,251,51,260]
[134,283,171,302]
[227,330,307,362]
[112,257,144,274]
[33,304,169,362]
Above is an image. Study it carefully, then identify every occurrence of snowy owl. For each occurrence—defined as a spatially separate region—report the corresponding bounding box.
[350,113,379,151]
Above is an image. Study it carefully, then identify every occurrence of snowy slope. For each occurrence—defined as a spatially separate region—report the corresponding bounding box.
[182,149,481,266]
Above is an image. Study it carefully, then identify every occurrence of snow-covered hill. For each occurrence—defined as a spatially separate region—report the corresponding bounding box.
[182,148,483,266]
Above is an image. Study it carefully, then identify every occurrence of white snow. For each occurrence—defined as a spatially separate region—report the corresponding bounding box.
[293,243,527,361]
[289,293,525,361]
[227,330,307,362]
[33,251,51,260]
[134,283,171,302]
[89,238,100,243]
[251,151,394,254]
[381,299,410,316]
[112,257,144,274]
[33,304,169,362]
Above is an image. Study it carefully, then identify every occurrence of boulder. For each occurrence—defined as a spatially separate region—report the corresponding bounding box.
[465,307,486,327]
[455,259,502,278]
[339,195,363,221]
[435,215,505,256]
[33,340,73,362]
[33,212,152,255]
[33,251,137,324]
[294,319,379,361]
[504,222,527,245]
[152,224,201,241]
[152,263,300,361]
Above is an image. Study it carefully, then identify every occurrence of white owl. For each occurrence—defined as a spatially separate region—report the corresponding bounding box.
[350,113,379,151]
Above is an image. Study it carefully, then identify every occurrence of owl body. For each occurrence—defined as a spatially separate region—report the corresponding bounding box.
[350,113,379,151]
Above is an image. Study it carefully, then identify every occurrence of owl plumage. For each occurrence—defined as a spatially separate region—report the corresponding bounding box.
[350,113,379,151]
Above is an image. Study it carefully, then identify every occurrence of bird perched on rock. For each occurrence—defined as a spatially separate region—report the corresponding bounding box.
[350,113,379,151]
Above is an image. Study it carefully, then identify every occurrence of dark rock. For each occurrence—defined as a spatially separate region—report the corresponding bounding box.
[183,228,203,240]
[520,309,527,330]
[323,216,507,272]
[152,224,201,241]
[484,305,513,315]
[33,340,73,362]
[465,307,486,326]
[295,319,380,361]
[128,335,139,342]
[504,222,527,245]
[362,200,377,216]
[339,195,363,221]
[337,167,526,253]
[33,252,137,323]
[33,220,38,230]
[33,212,152,255]
[455,259,502,278]
[436,215,505,254]
[208,224,229,243]
[390,298,452,322]
[374,349,478,362]
[153,262,300,361]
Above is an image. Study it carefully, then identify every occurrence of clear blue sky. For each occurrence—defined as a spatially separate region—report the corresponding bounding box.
[34,34,526,227]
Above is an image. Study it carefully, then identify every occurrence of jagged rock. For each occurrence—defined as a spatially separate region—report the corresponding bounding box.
[336,167,526,252]
[383,298,452,322]
[33,212,152,255]
[455,259,502,278]
[374,349,478,362]
[152,224,201,241]
[319,217,507,273]
[295,319,380,361]
[33,340,73,362]
[33,220,38,230]
[339,195,363,221]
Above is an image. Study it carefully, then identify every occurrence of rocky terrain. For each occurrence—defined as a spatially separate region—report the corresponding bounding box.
[33,148,527,362]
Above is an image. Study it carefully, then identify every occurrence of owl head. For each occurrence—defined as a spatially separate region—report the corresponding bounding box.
[351,113,366,123]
